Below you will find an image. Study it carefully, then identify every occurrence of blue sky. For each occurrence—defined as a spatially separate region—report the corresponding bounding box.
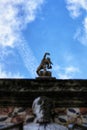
[0,0,87,79]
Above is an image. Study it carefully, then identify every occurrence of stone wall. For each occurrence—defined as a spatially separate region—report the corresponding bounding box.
[0,78,87,107]
[0,79,87,129]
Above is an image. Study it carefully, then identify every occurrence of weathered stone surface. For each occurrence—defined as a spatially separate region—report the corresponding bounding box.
[0,79,87,107]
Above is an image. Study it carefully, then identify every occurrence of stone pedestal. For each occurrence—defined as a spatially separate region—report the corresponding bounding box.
[39,71,52,77]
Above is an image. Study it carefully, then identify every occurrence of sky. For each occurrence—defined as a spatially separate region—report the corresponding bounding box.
[0,0,87,79]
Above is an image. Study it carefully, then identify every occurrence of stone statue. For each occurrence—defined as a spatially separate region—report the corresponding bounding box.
[36,52,53,77]
[24,96,68,130]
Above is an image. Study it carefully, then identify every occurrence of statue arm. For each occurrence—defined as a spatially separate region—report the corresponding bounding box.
[43,52,50,59]
[50,61,53,65]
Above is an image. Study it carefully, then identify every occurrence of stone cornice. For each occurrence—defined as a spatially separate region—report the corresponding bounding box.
[0,79,87,107]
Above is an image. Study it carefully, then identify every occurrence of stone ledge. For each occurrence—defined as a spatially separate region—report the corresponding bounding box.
[0,79,87,91]
[0,79,87,107]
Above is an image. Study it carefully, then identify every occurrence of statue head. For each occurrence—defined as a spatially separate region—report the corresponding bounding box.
[32,96,54,123]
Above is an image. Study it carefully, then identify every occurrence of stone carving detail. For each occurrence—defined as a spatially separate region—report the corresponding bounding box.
[24,96,68,130]
[32,96,53,123]
[36,53,53,77]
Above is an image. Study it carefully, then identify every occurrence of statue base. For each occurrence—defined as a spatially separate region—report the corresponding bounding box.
[36,71,56,80]
[39,71,52,77]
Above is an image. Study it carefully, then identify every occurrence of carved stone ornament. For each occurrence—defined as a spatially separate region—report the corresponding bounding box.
[24,96,68,130]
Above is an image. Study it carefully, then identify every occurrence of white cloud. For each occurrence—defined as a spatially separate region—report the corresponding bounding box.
[0,0,44,47]
[74,16,87,45]
[66,0,87,18]
[0,64,23,78]
[54,65,79,79]
[0,0,44,78]
[58,73,71,79]
[65,66,79,74]
[66,0,87,45]
[17,39,38,77]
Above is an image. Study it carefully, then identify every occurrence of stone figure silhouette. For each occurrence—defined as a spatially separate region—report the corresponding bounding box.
[36,52,53,76]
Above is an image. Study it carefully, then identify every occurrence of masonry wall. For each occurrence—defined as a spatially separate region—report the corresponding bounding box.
[0,79,87,128]
[0,78,87,107]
